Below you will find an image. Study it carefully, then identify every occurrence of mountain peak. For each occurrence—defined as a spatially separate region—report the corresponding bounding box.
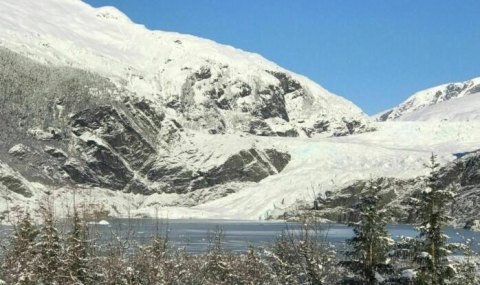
[377,77,480,121]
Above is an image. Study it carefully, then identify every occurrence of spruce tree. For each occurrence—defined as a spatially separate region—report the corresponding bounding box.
[33,204,64,284]
[64,209,90,284]
[414,153,455,285]
[2,212,38,285]
[343,179,393,284]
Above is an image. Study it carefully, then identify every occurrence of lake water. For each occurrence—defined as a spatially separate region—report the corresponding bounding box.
[87,219,480,254]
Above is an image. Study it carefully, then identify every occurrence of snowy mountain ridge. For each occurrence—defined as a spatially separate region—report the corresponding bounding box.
[398,92,480,122]
[377,77,480,121]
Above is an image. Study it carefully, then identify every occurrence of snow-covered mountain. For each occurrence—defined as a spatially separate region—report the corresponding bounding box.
[0,0,373,219]
[398,92,480,122]
[0,0,479,222]
[0,0,369,137]
[377,77,480,121]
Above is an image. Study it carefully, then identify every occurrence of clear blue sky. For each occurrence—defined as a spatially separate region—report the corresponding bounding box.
[84,0,480,114]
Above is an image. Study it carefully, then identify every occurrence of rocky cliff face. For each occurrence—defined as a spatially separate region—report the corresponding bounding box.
[0,48,291,200]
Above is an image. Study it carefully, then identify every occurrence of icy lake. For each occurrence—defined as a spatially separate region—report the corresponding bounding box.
[88,219,480,253]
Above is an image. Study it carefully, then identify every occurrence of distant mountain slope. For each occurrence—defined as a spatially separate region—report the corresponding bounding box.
[398,92,480,122]
[377,77,480,121]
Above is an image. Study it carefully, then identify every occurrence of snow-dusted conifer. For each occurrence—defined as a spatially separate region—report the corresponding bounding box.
[343,179,393,284]
[33,202,64,284]
[64,208,90,284]
[414,153,455,285]
[2,212,38,284]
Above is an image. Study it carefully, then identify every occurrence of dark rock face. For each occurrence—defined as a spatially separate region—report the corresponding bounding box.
[238,83,252,97]
[62,159,101,187]
[275,129,299,137]
[0,163,33,197]
[378,110,394,122]
[440,83,470,101]
[463,219,480,230]
[460,152,480,185]
[62,105,159,191]
[44,146,67,159]
[71,106,156,170]
[204,148,291,186]
[146,163,194,194]
[438,151,480,224]
[333,119,374,137]
[267,71,302,94]
[128,99,165,131]
[194,66,212,80]
[254,85,289,122]
[189,68,294,124]
[64,141,134,190]
[345,120,362,134]
[248,120,298,137]
[0,175,32,198]
[302,119,374,138]
[127,178,154,195]
[313,121,330,133]
[466,83,480,95]
[264,149,290,172]
[146,148,291,194]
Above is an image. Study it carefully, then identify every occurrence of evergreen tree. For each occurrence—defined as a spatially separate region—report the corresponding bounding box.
[33,204,64,284]
[414,153,455,285]
[343,179,393,284]
[64,209,90,284]
[2,212,38,285]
